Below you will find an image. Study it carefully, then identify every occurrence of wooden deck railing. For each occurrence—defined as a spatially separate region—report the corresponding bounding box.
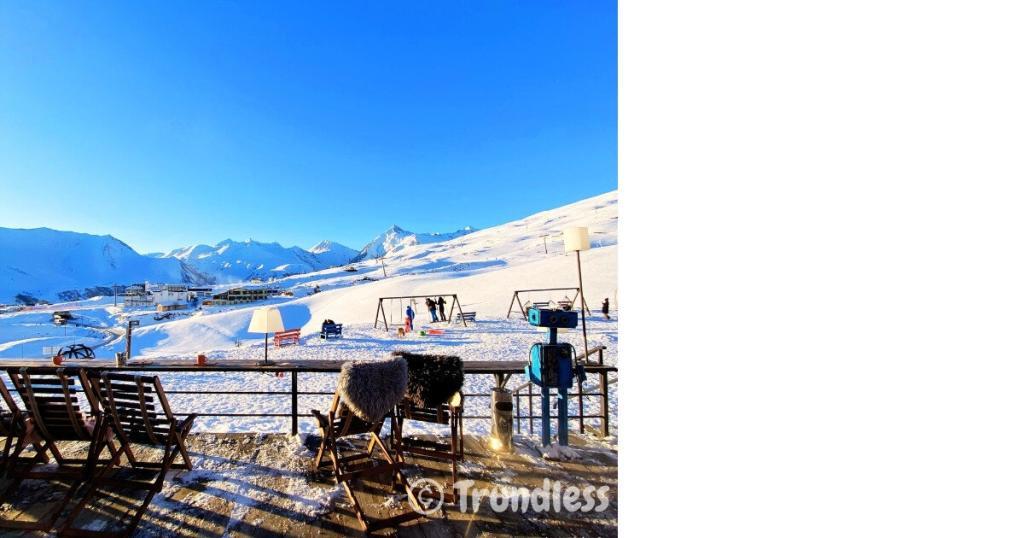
[0,357,617,436]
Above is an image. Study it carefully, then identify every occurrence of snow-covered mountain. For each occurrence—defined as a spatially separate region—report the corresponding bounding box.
[307,240,359,268]
[161,239,331,284]
[0,221,475,303]
[0,227,212,304]
[353,225,476,261]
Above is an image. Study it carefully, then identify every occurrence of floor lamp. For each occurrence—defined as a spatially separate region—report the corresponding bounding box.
[249,306,284,365]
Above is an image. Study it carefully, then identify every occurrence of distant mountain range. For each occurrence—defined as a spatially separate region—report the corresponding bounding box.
[0,224,472,304]
[0,227,213,304]
[159,239,328,284]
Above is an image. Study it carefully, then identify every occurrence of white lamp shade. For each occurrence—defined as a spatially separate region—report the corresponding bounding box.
[248,307,284,333]
[563,227,591,252]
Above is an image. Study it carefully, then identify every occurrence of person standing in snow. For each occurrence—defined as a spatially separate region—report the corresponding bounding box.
[405,305,415,332]
[426,297,439,322]
[602,298,610,319]
[437,296,447,321]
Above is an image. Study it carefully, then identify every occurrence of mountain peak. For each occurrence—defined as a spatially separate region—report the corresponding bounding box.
[309,239,334,252]
[307,240,358,266]
[354,225,476,261]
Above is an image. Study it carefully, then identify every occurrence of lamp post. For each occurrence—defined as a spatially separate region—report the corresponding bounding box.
[248,307,284,365]
[126,319,140,360]
[563,227,591,360]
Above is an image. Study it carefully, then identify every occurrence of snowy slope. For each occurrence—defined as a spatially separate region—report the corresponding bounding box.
[0,227,210,304]
[103,190,617,356]
[162,239,331,283]
[0,191,619,435]
[0,190,617,357]
[307,240,359,267]
[352,225,476,261]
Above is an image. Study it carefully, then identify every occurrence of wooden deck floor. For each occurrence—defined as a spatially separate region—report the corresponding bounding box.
[0,433,617,536]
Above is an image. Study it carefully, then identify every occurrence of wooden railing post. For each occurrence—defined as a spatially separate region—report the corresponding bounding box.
[291,371,298,435]
[599,347,609,437]
[600,370,609,437]
[528,383,534,435]
[515,391,521,434]
[578,372,586,433]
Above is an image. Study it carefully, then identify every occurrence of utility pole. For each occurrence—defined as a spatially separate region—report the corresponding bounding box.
[126,319,140,360]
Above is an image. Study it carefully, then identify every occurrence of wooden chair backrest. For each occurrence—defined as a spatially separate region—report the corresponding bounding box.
[0,379,20,436]
[7,367,97,442]
[92,372,177,446]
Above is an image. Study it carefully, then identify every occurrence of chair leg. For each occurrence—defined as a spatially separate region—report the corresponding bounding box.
[329,440,344,482]
[2,434,19,478]
[172,432,192,470]
[450,432,458,486]
[313,437,327,470]
[0,468,83,531]
[59,477,100,534]
[340,479,370,532]
[43,440,64,466]
[334,433,425,532]
[63,435,179,537]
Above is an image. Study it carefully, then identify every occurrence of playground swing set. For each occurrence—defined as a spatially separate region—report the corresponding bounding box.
[374,294,469,332]
[506,287,591,320]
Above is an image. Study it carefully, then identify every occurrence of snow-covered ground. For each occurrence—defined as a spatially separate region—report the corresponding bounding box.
[0,191,619,436]
[137,315,618,436]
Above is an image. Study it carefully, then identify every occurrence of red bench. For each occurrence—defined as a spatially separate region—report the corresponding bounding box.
[273,328,301,347]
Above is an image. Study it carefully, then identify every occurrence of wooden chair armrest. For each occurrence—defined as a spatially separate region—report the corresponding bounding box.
[310,409,331,429]
[180,413,198,432]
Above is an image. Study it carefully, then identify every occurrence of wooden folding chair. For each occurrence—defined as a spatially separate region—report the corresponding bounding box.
[1,379,48,480]
[391,352,465,494]
[1,367,116,532]
[61,372,196,537]
[311,359,425,532]
[394,392,464,488]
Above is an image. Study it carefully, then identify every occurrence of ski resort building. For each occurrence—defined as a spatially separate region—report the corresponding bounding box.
[205,286,280,306]
[151,284,190,306]
[187,286,213,298]
[122,283,210,308]
[121,284,151,306]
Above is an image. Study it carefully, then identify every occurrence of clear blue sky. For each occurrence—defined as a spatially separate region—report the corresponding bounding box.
[0,1,617,253]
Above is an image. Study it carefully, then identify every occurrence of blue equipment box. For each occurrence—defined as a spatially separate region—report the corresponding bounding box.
[527,308,578,329]
[528,343,576,389]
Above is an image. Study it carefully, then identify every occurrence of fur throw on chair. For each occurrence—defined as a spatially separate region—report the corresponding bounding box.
[391,351,464,408]
[337,357,408,423]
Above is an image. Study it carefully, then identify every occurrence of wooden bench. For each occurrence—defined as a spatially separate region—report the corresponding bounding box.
[273,329,301,346]
[455,311,476,323]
